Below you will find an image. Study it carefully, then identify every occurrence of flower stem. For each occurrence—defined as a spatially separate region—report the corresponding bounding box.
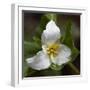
[68,62,80,74]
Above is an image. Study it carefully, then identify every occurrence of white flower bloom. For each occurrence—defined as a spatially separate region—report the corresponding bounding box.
[26,20,71,70]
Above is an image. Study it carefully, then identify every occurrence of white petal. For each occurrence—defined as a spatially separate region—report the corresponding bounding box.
[59,44,71,57]
[55,44,71,65]
[41,20,61,45]
[56,57,71,65]
[26,51,51,70]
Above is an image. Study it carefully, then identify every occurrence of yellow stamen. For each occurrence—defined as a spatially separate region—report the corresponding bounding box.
[46,43,60,60]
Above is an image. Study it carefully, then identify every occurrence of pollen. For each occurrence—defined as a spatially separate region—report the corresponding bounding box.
[46,43,60,58]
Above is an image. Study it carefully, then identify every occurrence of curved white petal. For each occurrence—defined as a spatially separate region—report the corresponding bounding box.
[56,57,71,65]
[41,20,61,45]
[26,51,51,70]
[59,44,71,57]
[55,44,71,65]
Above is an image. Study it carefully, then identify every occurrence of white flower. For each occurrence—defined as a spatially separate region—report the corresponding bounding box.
[26,20,71,70]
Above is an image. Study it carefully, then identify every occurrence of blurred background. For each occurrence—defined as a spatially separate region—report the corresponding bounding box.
[22,11,80,77]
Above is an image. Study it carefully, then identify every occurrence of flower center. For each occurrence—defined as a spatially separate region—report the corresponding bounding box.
[46,43,60,59]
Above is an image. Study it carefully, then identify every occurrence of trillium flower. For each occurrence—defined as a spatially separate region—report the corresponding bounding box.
[26,20,71,70]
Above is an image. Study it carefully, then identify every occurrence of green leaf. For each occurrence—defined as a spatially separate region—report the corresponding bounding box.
[45,13,57,22]
[30,68,61,76]
[62,20,79,62]
[24,41,42,59]
[35,15,50,38]
[50,63,63,71]
[24,67,37,77]
[32,36,41,43]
